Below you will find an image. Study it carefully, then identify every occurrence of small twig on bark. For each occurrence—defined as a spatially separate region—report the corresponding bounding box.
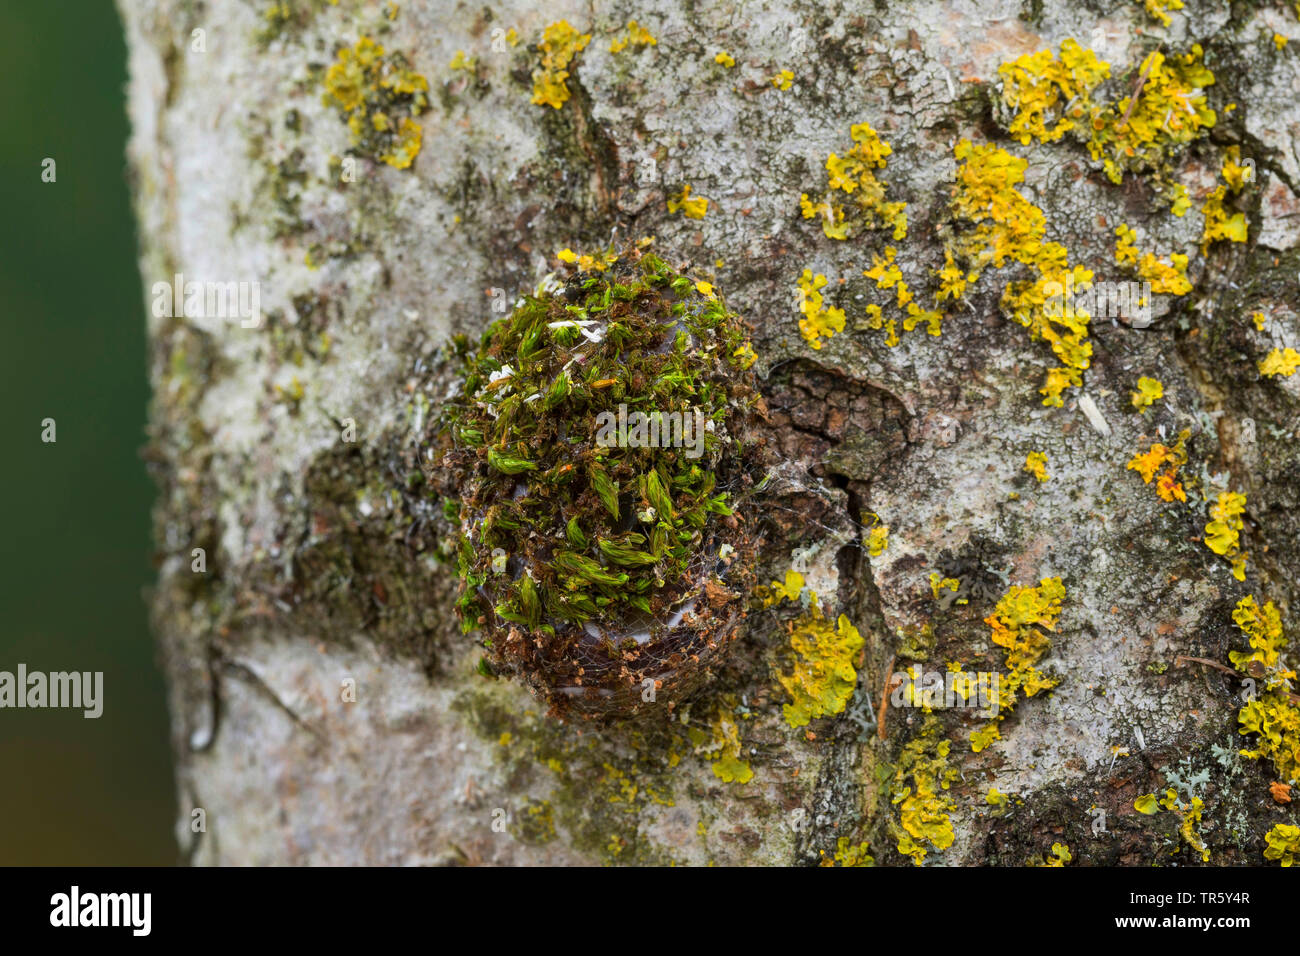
[877,654,897,740]
[1119,53,1158,128]
[1173,655,1237,676]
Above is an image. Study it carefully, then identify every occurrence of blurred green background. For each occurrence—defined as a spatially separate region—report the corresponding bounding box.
[0,2,177,863]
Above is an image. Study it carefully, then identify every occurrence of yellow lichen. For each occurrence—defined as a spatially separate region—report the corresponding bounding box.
[1024,451,1050,482]
[1130,375,1164,410]
[795,269,846,349]
[1087,45,1216,188]
[714,51,735,68]
[768,576,865,728]
[935,249,977,303]
[859,247,942,345]
[1134,793,1160,814]
[449,50,477,72]
[864,515,889,557]
[947,139,1093,407]
[997,39,1110,146]
[891,717,957,865]
[770,69,793,90]
[800,121,908,242]
[971,577,1064,751]
[1200,150,1251,253]
[1264,823,1300,866]
[609,19,656,53]
[701,707,753,784]
[1135,789,1210,860]
[322,37,429,169]
[1204,490,1247,581]
[1168,183,1191,216]
[667,184,709,219]
[531,20,591,109]
[1229,596,1299,788]
[555,247,618,272]
[1140,0,1185,27]
[1032,842,1072,866]
[1260,347,1300,378]
[930,571,961,602]
[1115,225,1191,296]
[1229,595,1288,676]
[997,40,1214,199]
[819,837,875,867]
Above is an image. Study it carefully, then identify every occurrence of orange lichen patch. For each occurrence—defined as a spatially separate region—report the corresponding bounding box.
[1127,431,1188,502]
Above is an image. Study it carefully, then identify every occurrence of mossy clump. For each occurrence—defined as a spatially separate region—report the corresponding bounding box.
[438,244,763,720]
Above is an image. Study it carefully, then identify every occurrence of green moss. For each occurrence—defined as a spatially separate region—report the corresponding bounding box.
[255,0,338,49]
[452,681,689,864]
[438,242,762,719]
[511,797,557,845]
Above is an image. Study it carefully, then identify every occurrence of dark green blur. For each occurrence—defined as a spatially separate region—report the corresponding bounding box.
[0,1,177,864]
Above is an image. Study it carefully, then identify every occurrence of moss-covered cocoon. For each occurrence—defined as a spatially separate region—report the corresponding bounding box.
[437,244,763,720]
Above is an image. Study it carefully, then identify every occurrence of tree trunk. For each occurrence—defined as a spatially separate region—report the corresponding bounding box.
[120,0,1300,865]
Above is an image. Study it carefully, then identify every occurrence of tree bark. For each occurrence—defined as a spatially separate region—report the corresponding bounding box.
[120,0,1300,865]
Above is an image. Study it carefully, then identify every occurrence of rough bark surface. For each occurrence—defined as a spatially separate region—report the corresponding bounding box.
[120,0,1300,865]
